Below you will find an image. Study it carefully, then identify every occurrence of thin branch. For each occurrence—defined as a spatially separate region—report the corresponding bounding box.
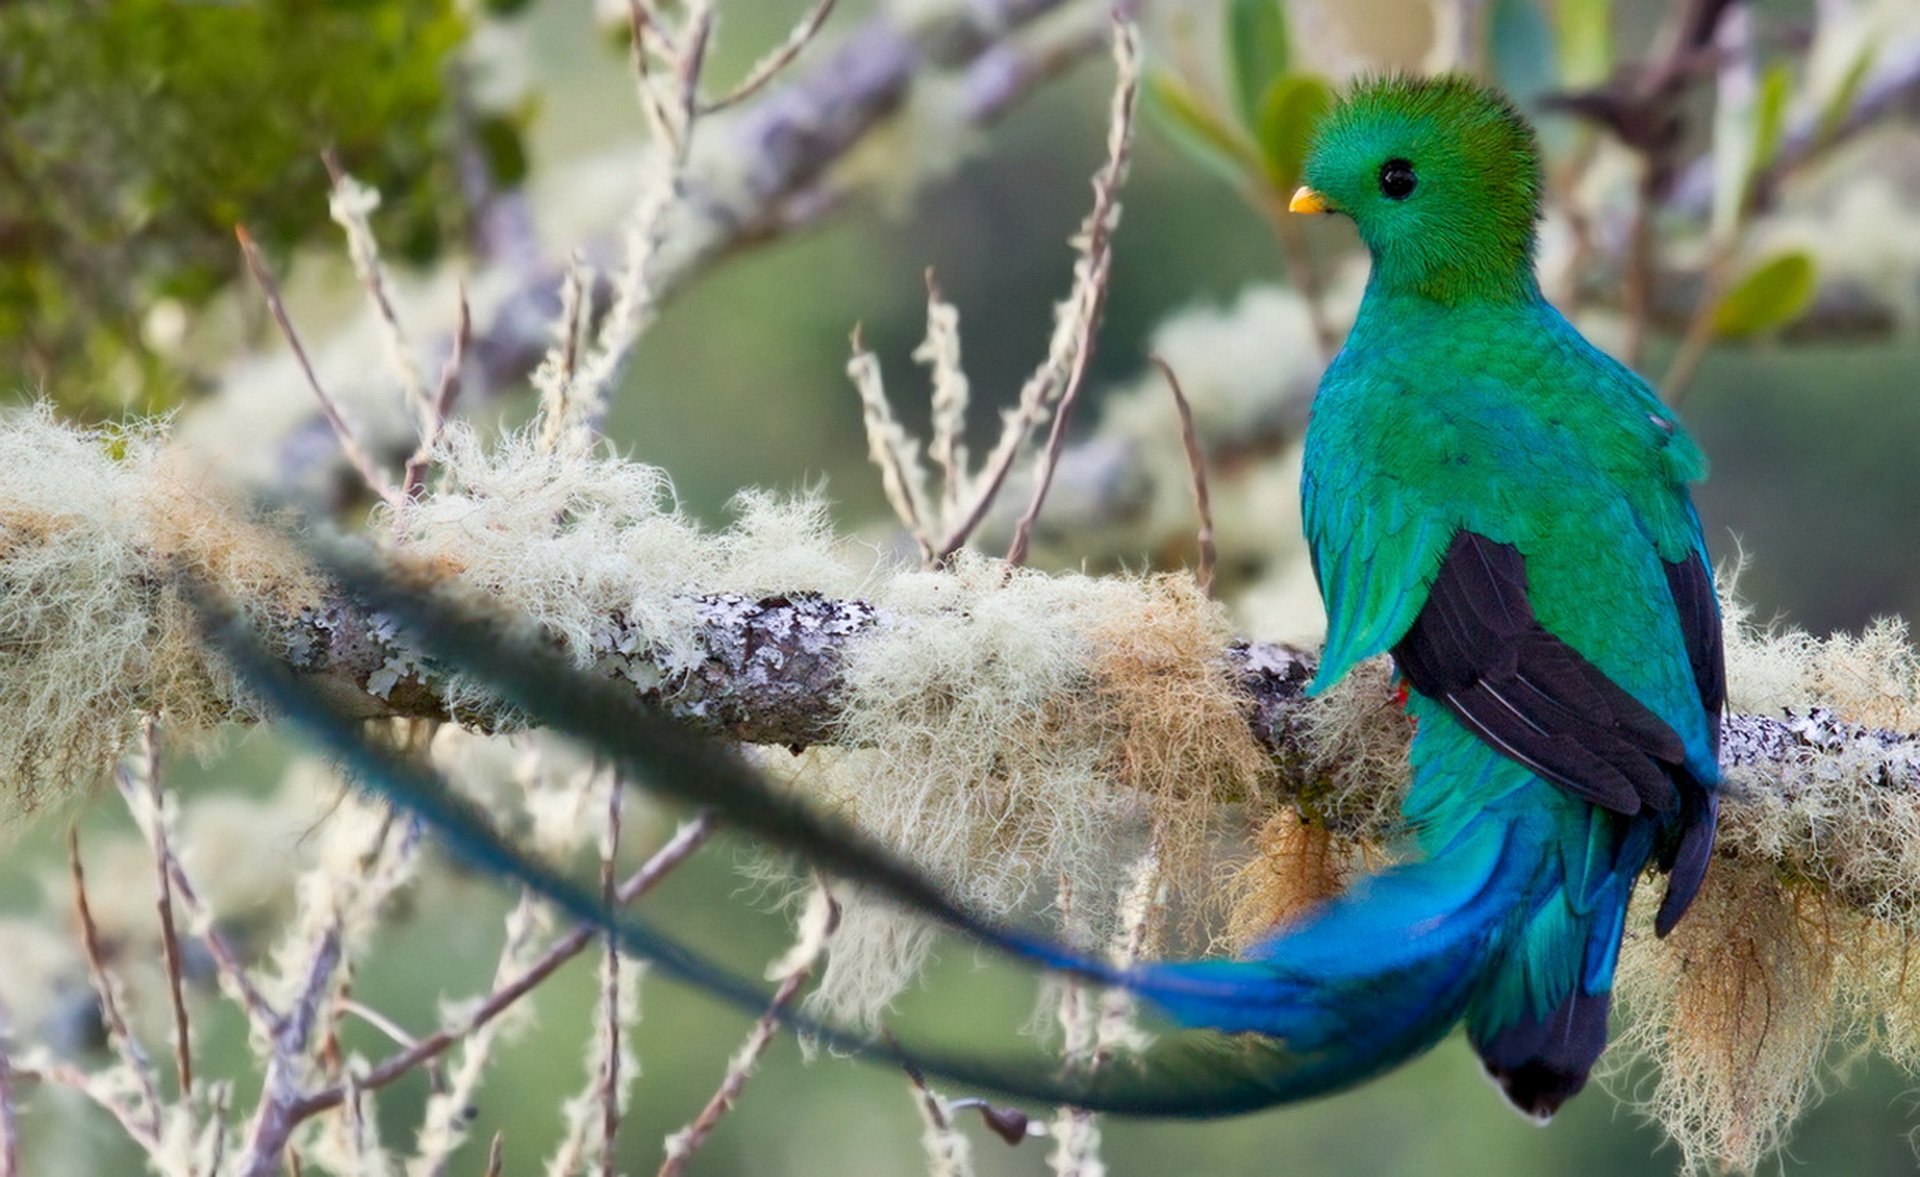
[67,827,164,1141]
[700,0,839,114]
[1001,18,1140,567]
[290,812,716,1119]
[115,717,193,1097]
[17,1061,162,1153]
[670,4,715,150]
[626,0,680,151]
[163,852,275,1035]
[597,783,624,1177]
[847,323,936,559]
[1149,356,1216,596]
[657,886,839,1177]
[1659,241,1738,405]
[403,284,471,500]
[237,923,343,1177]
[484,1134,505,1177]
[901,1048,976,1177]
[1621,162,1660,368]
[234,224,401,506]
[324,150,430,421]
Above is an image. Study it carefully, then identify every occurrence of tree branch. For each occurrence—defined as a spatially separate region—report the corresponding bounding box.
[266,587,1920,916]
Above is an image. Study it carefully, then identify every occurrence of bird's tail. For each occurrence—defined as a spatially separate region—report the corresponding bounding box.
[1085,819,1534,1106]
[215,551,1640,1119]
[1462,807,1647,1120]
[1036,794,1641,1119]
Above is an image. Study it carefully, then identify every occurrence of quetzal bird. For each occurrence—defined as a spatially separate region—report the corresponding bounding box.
[248,74,1724,1123]
[1102,73,1726,1119]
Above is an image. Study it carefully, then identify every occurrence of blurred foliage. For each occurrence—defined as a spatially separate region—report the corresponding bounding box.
[1148,0,1334,209]
[1714,249,1818,338]
[0,0,530,418]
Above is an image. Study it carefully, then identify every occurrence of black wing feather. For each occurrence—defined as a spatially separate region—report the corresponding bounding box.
[1392,532,1686,817]
[1654,547,1725,936]
[1393,531,1724,936]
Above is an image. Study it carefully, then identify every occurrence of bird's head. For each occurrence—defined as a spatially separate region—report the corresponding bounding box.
[1292,75,1543,304]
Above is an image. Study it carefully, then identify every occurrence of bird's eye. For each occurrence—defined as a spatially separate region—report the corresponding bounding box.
[1379,159,1417,200]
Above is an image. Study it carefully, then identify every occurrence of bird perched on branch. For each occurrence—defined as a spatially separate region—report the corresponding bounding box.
[251,73,1724,1123]
[1109,72,1725,1118]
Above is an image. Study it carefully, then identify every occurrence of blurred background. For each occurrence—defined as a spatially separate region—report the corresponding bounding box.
[4,0,1920,1173]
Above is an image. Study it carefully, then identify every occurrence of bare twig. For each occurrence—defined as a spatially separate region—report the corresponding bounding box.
[626,0,680,151]
[847,324,935,558]
[17,1060,162,1153]
[484,1134,506,1177]
[1001,18,1140,567]
[163,853,275,1034]
[1663,8,1758,404]
[1621,164,1660,367]
[290,812,716,1119]
[1048,873,1098,1176]
[901,1048,975,1177]
[1149,356,1215,596]
[403,284,471,499]
[325,150,430,419]
[597,783,624,1177]
[117,718,193,1096]
[1659,242,1738,404]
[67,828,164,1140]
[235,224,401,506]
[658,885,839,1177]
[670,5,715,147]
[238,923,343,1177]
[340,998,428,1057]
[701,0,840,114]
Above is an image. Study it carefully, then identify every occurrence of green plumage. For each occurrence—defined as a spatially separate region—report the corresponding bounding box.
[1285,74,1723,1117]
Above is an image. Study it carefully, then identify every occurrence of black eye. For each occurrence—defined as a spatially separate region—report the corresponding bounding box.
[1379,158,1416,200]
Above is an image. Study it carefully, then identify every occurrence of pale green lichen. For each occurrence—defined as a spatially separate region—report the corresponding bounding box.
[0,407,313,821]
[1606,586,1920,1174]
[763,558,1266,1028]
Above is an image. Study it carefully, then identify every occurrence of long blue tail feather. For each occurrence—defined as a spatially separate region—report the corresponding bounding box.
[199,551,1649,1120]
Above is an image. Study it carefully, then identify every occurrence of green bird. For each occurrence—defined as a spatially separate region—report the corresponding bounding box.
[998,72,1724,1119]
[1267,72,1724,1115]
[236,74,1725,1123]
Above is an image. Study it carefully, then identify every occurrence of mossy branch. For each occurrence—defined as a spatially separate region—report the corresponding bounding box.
[272,588,1920,906]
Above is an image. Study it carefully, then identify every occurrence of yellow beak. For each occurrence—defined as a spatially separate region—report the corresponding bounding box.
[1289,186,1332,215]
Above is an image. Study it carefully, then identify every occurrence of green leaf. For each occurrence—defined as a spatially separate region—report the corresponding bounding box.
[1225,0,1289,128]
[1713,251,1818,338]
[1146,71,1260,181]
[1817,44,1876,144]
[1256,74,1333,192]
[1752,62,1793,176]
